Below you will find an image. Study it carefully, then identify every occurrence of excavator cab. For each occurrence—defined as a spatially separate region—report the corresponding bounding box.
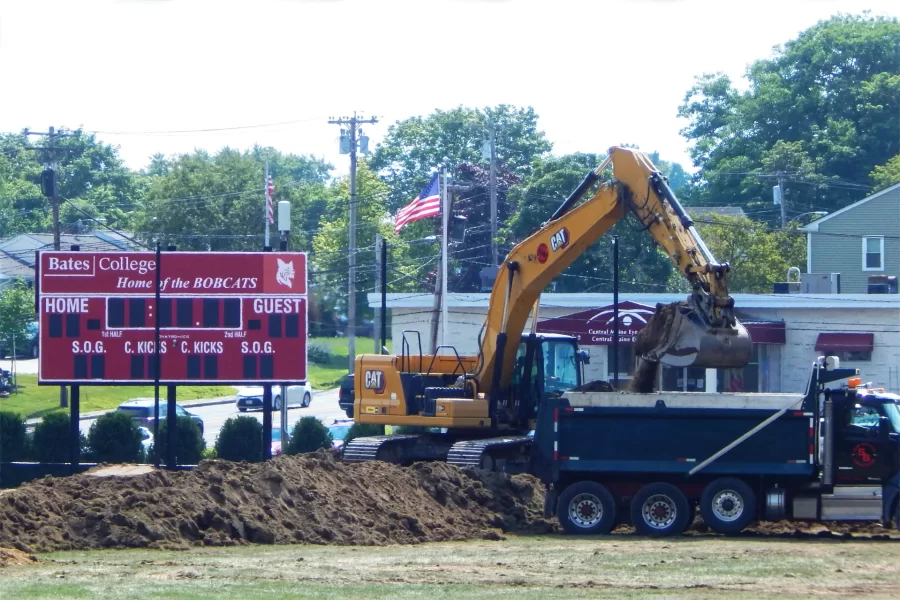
[504,334,583,425]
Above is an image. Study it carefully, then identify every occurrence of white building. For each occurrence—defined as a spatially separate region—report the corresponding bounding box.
[368,292,900,393]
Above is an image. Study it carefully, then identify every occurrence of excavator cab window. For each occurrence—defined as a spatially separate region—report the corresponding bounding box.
[542,339,579,396]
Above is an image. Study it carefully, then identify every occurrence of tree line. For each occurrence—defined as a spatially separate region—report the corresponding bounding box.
[1,13,897,334]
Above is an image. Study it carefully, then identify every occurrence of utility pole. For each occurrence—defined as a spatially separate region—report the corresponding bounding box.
[482,121,499,265]
[329,112,378,371]
[374,232,383,354]
[776,171,787,228]
[26,126,77,409]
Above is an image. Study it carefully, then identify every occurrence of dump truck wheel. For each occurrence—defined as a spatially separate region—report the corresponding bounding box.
[557,481,616,535]
[631,482,690,537]
[699,478,756,535]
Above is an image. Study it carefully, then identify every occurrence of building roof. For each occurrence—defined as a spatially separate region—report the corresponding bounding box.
[800,181,900,233]
[0,230,140,279]
[688,206,747,219]
[368,292,900,311]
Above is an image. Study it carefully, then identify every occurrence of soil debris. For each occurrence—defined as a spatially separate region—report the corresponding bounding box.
[630,301,685,393]
[0,547,40,566]
[0,451,553,552]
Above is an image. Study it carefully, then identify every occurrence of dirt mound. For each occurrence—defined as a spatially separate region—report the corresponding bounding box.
[0,547,39,566]
[0,451,552,552]
[629,301,684,393]
[571,380,614,392]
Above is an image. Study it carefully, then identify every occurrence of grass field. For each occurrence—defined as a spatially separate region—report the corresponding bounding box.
[2,536,898,599]
[305,336,393,389]
[0,374,234,420]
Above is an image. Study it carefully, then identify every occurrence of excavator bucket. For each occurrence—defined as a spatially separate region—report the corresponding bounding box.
[636,301,753,369]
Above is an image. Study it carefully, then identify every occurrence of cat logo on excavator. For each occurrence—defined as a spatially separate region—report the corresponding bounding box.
[550,227,569,252]
[364,370,386,394]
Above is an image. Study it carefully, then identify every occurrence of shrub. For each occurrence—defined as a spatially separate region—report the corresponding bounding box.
[306,341,335,365]
[152,416,205,465]
[285,416,332,454]
[201,447,218,460]
[33,412,84,463]
[88,411,143,464]
[214,416,263,462]
[343,422,384,446]
[0,411,29,462]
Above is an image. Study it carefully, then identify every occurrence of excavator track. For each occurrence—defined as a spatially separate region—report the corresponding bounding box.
[446,436,532,473]
[341,435,421,464]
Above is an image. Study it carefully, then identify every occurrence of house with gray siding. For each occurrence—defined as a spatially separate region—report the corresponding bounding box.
[800,182,900,293]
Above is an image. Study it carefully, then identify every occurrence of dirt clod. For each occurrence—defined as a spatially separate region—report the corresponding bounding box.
[0,547,40,566]
[0,451,552,552]
[630,302,687,393]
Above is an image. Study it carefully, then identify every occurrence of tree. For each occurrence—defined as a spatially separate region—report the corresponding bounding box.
[152,416,205,465]
[503,153,675,293]
[870,154,900,191]
[0,278,35,354]
[311,161,411,325]
[370,105,551,213]
[134,146,331,251]
[0,130,146,237]
[679,14,900,222]
[670,215,806,293]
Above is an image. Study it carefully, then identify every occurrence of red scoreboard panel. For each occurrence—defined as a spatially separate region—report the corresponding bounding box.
[37,251,307,385]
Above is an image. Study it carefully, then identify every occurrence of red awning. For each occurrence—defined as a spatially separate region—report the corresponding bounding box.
[743,321,786,345]
[815,333,875,352]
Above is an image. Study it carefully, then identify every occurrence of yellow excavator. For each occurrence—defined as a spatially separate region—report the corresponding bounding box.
[343,146,752,471]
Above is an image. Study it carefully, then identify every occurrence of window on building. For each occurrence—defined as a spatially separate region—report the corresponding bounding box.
[607,344,636,378]
[863,236,884,271]
[820,349,873,362]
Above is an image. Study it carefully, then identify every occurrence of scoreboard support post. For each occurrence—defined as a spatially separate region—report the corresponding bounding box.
[280,384,289,448]
[263,385,273,460]
[69,385,80,473]
[166,385,177,469]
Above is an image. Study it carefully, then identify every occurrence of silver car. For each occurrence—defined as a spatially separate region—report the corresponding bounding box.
[235,382,312,412]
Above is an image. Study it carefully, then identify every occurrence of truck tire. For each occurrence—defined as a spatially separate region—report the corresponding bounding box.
[631,482,691,537]
[699,477,757,535]
[557,481,617,535]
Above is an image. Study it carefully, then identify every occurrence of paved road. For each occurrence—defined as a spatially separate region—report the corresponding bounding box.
[79,388,348,447]
[1,358,38,375]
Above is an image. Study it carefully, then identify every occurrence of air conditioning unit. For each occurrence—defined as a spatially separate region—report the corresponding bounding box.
[801,273,841,294]
[868,275,898,294]
[772,281,800,294]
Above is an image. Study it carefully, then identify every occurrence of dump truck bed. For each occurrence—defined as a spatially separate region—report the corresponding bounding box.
[530,390,818,484]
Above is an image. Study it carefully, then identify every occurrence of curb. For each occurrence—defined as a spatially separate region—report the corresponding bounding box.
[24,388,337,425]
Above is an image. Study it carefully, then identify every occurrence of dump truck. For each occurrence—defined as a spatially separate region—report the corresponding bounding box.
[532,357,900,536]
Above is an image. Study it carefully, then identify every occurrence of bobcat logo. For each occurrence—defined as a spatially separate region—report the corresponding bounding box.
[275,258,295,289]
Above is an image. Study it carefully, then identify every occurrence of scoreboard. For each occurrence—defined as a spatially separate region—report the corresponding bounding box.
[37,251,308,385]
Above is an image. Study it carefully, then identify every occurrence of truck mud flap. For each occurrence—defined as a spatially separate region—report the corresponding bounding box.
[446,436,532,473]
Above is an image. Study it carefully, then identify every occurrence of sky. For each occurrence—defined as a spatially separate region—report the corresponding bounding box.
[2,0,898,178]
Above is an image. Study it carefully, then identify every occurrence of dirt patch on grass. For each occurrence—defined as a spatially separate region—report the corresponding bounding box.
[0,451,552,552]
[0,547,39,566]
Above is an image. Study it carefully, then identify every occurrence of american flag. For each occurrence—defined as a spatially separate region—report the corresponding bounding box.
[394,172,440,233]
[265,175,275,224]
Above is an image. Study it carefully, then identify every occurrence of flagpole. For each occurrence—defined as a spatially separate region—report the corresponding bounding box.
[264,160,270,248]
[440,165,449,347]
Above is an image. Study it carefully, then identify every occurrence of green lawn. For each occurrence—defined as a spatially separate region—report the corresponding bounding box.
[0,374,234,420]
[3,536,899,599]
[309,336,392,356]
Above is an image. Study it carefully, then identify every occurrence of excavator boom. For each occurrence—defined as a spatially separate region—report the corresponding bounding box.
[475,147,751,395]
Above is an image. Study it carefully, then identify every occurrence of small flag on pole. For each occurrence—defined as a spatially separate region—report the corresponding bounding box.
[265,175,275,225]
[394,172,441,233]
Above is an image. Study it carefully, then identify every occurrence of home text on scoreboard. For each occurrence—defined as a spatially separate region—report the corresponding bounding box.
[37,251,308,385]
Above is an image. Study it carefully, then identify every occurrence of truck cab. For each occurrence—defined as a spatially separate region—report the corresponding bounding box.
[832,387,900,485]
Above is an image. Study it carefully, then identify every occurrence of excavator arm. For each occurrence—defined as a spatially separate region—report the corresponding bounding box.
[476,146,751,396]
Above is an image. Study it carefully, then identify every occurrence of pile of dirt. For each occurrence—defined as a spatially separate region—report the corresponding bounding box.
[0,451,553,553]
[630,301,685,393]
[742,520,899,539]
[0,547,39,566]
